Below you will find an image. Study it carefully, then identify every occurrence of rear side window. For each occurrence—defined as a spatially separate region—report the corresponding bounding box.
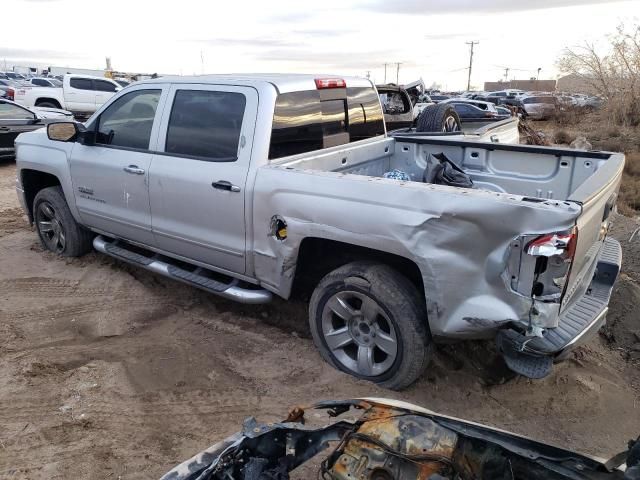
[70,78,93,90]
[165,90,246,161]
[269,87,384,160]
[32,78,49,87]
[95,80,117,92]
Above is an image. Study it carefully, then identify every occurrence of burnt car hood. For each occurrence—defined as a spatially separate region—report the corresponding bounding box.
[161,398,639,480]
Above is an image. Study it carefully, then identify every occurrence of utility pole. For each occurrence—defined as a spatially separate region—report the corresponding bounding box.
[466,41,478,91]
[395,62,402,85]
[503,67,510,82]
[383,63,388,83]
[537,67,541,80]
[366,70,371,79]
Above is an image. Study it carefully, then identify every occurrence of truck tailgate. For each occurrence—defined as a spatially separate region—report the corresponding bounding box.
[562,152,624,309]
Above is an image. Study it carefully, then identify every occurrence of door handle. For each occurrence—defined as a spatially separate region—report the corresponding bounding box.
[212,180,241,192]
[123,165,145,175]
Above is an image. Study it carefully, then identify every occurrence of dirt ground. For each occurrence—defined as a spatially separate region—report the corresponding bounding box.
[0,158,639,480]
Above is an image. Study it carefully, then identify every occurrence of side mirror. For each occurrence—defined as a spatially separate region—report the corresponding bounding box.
[47,122,79,142]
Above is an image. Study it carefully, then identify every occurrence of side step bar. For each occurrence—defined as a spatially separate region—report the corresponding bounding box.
[93,236,272,304]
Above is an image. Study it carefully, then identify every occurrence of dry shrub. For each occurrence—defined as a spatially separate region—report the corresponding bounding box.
[618,152,640,216]
[553,129,575,144]
[607,127,622,138]
[554,106,582,127]
[558,24,640,128]
[624,151,640,176]
[598,138,627,152]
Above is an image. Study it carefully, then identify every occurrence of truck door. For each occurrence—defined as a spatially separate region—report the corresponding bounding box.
[148,84,257,274]
[93,79,119,110]
[69,86,168,245]
[65,77,96,113]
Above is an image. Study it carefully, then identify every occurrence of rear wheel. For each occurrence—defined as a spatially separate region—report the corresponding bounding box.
[35,101,60,108]
[309,261,432,390]
[34,186,93,257]
[416,104,462,133]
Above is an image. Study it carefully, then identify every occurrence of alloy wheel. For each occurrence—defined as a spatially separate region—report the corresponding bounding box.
[36,201,66,254]
[321,290,398,377]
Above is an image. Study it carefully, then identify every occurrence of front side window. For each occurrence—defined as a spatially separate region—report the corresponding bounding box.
[70,78,93,90]
[95,80,117,92]
[165,90,246,161]
[0,102,33,119]
[96,89,161,150]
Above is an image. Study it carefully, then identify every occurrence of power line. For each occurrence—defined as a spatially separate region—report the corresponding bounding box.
[466,41,478,91]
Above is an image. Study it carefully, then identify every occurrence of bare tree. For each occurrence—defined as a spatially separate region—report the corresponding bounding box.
[557,23,640,126]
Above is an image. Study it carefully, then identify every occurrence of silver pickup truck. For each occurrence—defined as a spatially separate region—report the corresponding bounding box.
[15,74,623,390]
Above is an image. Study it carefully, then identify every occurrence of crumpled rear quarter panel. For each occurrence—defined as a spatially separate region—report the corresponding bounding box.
[252,166,581,338]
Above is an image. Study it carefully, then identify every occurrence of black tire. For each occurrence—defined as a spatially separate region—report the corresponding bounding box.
[33,186,93,257]
[416,103,462,133]
[309,261,432,390]
[35,101,60,108]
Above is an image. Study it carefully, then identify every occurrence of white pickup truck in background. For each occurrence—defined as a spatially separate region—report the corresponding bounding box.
[13,74,121,116]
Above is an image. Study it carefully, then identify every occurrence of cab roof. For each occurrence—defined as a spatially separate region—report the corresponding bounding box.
[137,73,375,94]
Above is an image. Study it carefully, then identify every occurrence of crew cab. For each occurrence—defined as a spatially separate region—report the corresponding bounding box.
[13,74,121,115]
[15,74,623,389]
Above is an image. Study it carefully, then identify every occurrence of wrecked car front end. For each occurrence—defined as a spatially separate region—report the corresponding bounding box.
[161,399,639,480]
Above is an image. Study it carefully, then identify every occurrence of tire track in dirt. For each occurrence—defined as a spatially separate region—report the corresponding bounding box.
[0,296,177,322]
[0,207,28,237]
[0,277,128,297]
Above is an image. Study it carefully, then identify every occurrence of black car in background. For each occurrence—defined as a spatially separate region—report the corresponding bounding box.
[0,99,73,159]
[450,102,499,120]
[429,94,451,103]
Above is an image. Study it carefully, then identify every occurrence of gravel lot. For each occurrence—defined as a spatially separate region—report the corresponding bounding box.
[0,158,639,479]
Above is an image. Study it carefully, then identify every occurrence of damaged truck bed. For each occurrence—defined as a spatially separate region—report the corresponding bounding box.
[161,398,640,480]
[16,74,623,389]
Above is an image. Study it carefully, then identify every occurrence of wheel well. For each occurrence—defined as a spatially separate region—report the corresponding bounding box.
[292,237,425,301]
[35,98,62,108]
[21,170,61,223]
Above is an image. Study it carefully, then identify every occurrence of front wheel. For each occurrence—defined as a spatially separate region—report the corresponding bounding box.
[33,186,93,257]
[309,261,432,390]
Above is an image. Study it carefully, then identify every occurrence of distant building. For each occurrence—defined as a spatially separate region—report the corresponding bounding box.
[484,79,556,92]
[556,74,600,95]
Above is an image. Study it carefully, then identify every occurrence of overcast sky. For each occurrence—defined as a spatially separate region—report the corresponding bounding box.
[2,0,638,89]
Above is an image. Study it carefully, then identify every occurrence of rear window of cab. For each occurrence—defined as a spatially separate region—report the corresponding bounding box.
[268,87,385,160]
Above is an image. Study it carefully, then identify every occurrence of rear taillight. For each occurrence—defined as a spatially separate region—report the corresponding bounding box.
[315,78,346,89]
[526,229,577,259]
[6,87,14,101]
[525,227,578,300]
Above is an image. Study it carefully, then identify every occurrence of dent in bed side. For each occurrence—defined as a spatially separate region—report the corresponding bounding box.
[251,165,581,339]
